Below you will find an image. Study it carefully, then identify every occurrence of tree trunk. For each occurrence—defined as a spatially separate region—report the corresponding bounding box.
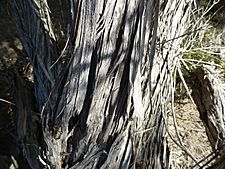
[11,0,194,168]
[189,66,225,169]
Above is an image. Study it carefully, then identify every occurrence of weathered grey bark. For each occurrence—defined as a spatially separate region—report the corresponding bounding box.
[189,66,225,169]
[11,0,194,168]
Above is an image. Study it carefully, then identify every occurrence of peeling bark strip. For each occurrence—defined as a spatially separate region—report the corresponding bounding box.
[189,66,225,168]
[12,0,193,168]
[11,0,60,113]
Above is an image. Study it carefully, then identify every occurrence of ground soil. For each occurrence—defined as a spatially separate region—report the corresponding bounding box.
[167,98,213,169]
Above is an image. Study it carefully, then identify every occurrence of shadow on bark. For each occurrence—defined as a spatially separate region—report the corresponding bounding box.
[189,66,225,169]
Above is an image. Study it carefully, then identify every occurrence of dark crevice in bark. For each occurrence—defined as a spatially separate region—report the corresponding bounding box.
[107,2,128,75]
[66,36,100,167]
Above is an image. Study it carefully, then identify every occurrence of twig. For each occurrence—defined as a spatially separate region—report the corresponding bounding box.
[171,65,184,146]
[176,63,195,104]
[190,151,216,169]
[0,98,15,105]
[184,59,222,68]
[133,126,156,135]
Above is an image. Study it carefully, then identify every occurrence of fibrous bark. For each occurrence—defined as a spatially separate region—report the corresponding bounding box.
[11,0,194,168]
[189,66,225,169]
